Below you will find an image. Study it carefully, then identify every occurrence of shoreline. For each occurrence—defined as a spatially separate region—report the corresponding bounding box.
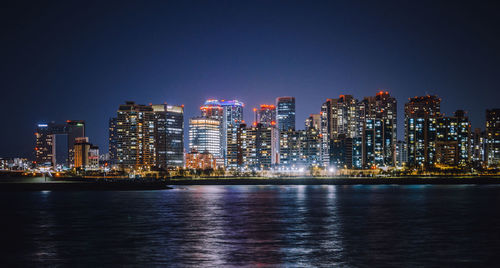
[0,181,172,191]
[168,176,500,185]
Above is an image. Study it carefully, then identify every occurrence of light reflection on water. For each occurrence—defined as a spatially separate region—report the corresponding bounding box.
[0,185,500,266]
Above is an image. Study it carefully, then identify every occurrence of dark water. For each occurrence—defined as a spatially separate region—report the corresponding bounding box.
[1,185,500,266]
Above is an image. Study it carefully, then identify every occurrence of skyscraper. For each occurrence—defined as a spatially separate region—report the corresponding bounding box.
[254,104,276,127]
[114,101,185,171]
[108,117,118,163]
[66,120,85,167]
[395,140,408,167]
[152,104,184,169]
[320,95,364,167]
[201,99,244,165]
[227,123,279,170]
[276,97,295,131]
[471,128,486,167]
[188,117,222,164]
[435,110,470,166]
[360,91,397,167]
[486,109,500,167]
[405,95,441,168]
[116,102,156,170]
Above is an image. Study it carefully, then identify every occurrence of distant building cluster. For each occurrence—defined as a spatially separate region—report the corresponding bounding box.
[34,120,99,170]
[31,92,500,173]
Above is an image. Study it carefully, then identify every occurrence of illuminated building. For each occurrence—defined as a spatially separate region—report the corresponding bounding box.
[108,117,117,164]
[329,134,353,169]
[201,101,224,121]
[395,141,408,167]
[435,110,470,166]
[116,102,156,170]
[227,123,279,170]
[254,104,276,127]
[185,150,217,170]
[0,158,29,171]
[114,101,185,171]
[34,121,85,168]
[305,113,321,131]
[152,104,184,169]
[360,91,397,167]
[276,97,295,131]
[279,130,301,166]
[66,120,85,167]
[471,128,486,167]
[405,95,441,168]
[74,137,99,170]
[202,99,244,165]
[486,109,500,167]
[226,124,245,168]
[188,117,222,165]
[321,95,365,167]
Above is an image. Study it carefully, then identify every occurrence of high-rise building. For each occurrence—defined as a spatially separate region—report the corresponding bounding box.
[66,120,85,166]
[395,140,408,167]
[471,128,486,167]
[201,99,244,165]
[360,91,397,168]
[405,95,441,168]
[108,117,118,163]
[329,134,353,169]
[321,95,364,167]
[227,123,279,170]
[116,102,156,170]
[486,109,500,167]
[435,110,470,166]
[276,97,295,131]
[279,128,321,168]
[114,101,185,171]
[152,104,184,169]
[226,124,245,169]
[254,104,276,127]
[305,113,321,131]
[188,117,222,165]
[279,130,300,166]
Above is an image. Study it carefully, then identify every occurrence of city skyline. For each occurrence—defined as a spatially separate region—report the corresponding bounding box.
[3,90,499,159]
[2,1,500,158]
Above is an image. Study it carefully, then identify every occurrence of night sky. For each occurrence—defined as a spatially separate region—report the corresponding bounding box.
[1,0,499,158]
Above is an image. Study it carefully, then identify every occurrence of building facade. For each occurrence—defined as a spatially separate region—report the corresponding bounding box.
[74,137,99,170]
[108,117,118,164]
[115,102,156,170]
[152,104,184,169]
[405,95,441,168]
[276,97,295,131]
[254,104,276,127]
[188,117,222,164]
[486,109,500,167]
[435,110,470,166]
[185,151,217,170]
[227,123,279,170]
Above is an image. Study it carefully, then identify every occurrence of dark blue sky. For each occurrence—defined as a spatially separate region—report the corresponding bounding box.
[1,0,499,158]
